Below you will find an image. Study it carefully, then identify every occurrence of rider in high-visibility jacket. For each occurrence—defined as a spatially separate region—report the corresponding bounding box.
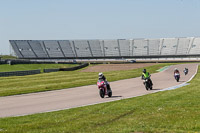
[142,69,153,86]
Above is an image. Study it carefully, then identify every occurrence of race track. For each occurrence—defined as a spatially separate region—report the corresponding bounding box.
[0,63,198,117]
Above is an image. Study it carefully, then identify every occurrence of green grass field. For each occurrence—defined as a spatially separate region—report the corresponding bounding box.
[0,64,199,133]
[0,55,16,59]
[0,64,77,72]
[0,63,172,97]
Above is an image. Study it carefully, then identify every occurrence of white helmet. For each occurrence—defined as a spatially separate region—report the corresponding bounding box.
[99,72,103,78]
[174,68,178,70]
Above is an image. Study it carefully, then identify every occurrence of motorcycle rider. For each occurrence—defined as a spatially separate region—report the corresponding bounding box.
[142,69,153,86]
[174,68,180,75]
[183,67,188,75]
[98,72,111,91]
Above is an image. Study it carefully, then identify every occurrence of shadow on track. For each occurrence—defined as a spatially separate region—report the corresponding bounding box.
[106,96,122,98]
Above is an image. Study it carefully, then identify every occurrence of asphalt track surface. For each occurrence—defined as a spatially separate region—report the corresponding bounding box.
[0,63,198,118]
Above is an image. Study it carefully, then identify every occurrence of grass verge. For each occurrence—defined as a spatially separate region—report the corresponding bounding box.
[0,64,78,72]
[0,63,173,96]
[0,65,199,132]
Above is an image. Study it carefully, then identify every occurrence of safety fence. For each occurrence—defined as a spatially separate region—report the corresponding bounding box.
[0,63,89,77]
[1,59,78,65]
[0,70,41,77]
[59,63,89,71]
[43,68,59,73]
[0,60,7,64]
[43,63,89,73]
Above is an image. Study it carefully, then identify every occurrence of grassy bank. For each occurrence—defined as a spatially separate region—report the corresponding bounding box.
[0,63,172,96]
[0,55,16,59]
[0,65,199,133]
[0,64,78,72]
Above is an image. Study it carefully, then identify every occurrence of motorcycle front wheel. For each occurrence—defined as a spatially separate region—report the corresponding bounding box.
[176,77,179,82]
[145,82,150,90]
[99,89,105,98]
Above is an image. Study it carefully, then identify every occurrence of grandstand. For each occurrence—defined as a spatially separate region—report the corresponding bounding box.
[176,38,190,55]
[28,40,48,58]
[118,39,130,56]
[103,40,120,57]
[73,40,92,57]
[148,39,160,56]
[43,40,64,58]
[160,38,178,55]
[58,40,75,58]
[88,40,103,57]
[9,37,200,60]
[132,39,148,56]
[188,38,200,55]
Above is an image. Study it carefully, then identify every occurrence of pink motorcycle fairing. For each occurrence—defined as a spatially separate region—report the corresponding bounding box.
[97,80,107,94]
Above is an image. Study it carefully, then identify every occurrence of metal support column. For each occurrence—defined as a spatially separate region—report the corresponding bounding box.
[159,38,164,55]
[175,38,179,55]
[188,37,195,54]
[42,41,50,58]
[57,41,66,57]
[72,41,78,58]
[117,39,121,56]
[13,41,24,58]
[27,41,38,58]
[87,40,93,57]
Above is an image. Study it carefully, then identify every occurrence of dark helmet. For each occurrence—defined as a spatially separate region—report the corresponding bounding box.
[143,69,146,73]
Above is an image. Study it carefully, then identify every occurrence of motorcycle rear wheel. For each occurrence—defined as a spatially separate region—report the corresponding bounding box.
[150,86,152,90]
[108,91,112,97]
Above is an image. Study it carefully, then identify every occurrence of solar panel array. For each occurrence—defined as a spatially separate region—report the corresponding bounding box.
[10,37,200,59]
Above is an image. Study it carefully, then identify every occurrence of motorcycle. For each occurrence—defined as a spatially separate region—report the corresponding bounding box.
[97,79,112,98]
[174,72,180,82]
[143,77,152,91]
[183,69,188,75]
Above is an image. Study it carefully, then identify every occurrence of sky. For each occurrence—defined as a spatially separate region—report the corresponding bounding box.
[1,0,200,55]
